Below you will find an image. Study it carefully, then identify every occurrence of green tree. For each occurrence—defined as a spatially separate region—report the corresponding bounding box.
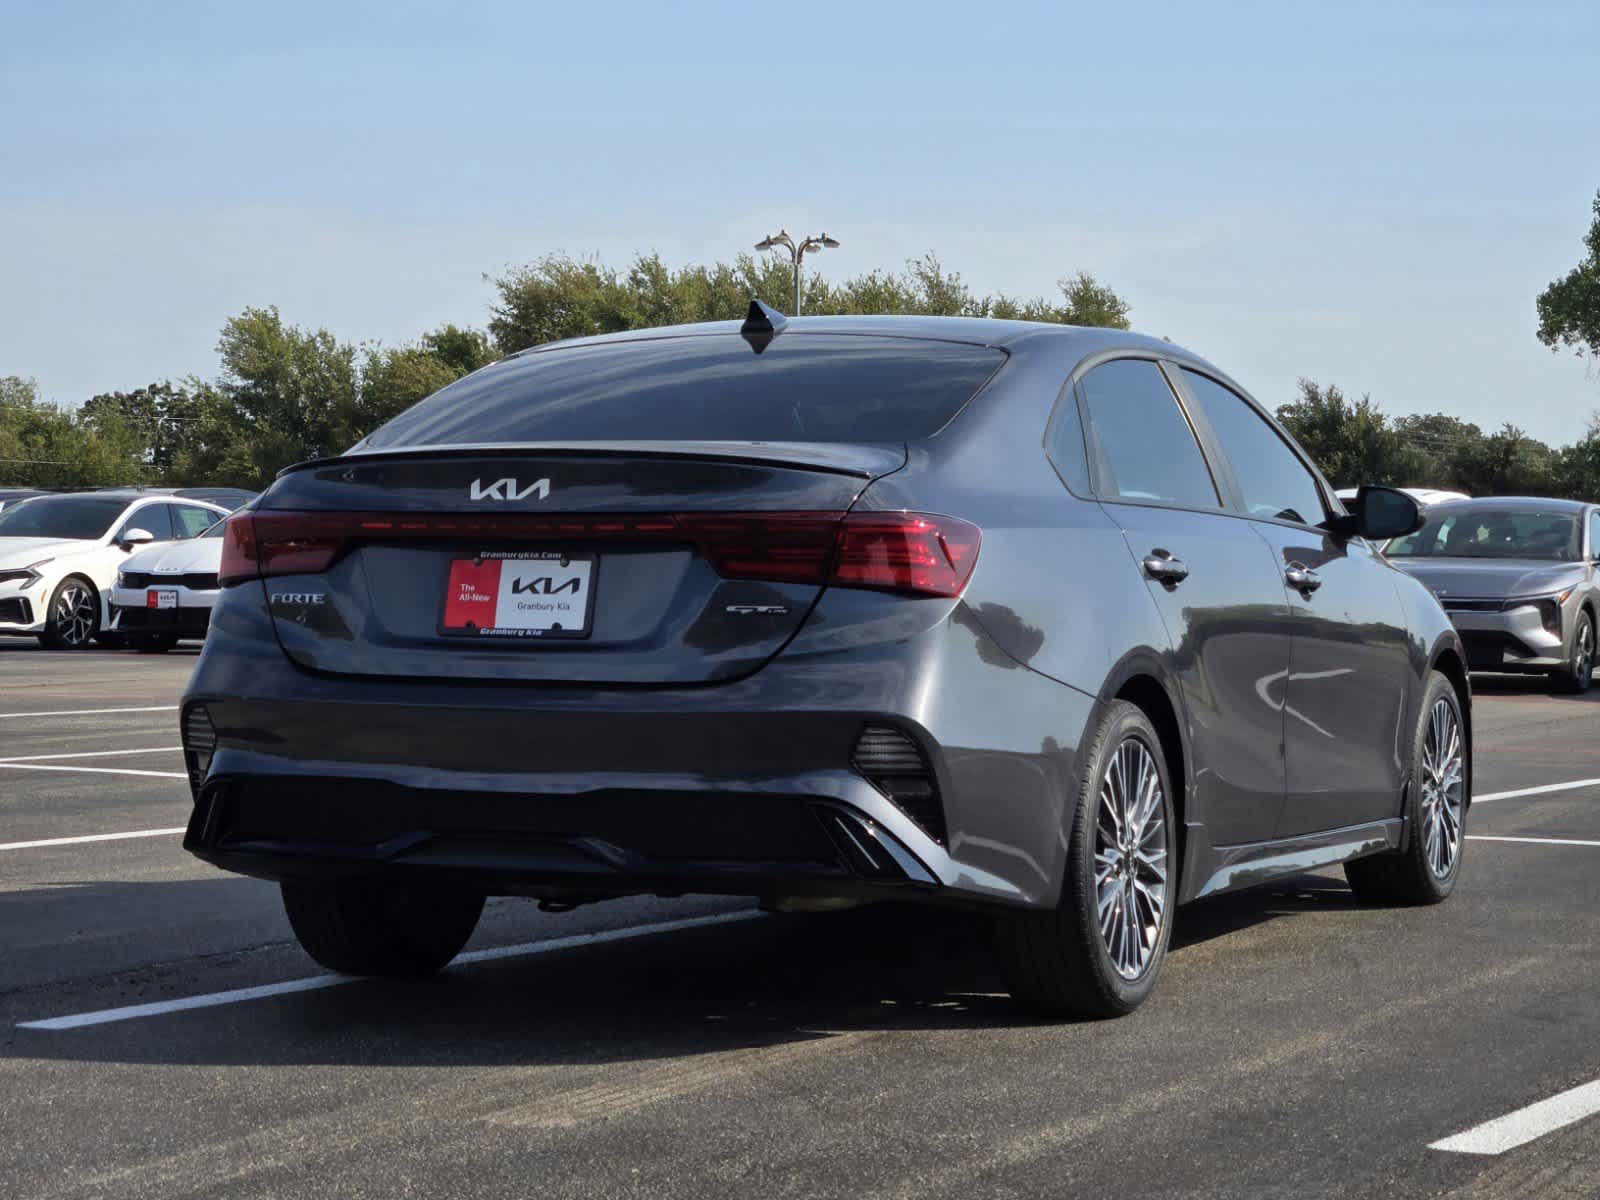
[489,251,1133,355]
[173,307,361,488]
[0,375,147,487]
[1537,189,1600,362]
[1275,379,1420,486]
[1452,424,1555,497]
[80,380,221,470]
[420,324,496,375]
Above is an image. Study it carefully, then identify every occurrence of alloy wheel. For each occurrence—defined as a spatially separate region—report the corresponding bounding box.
[1575,621,1593,688]
[1419,697,1465,879]
[1093,736,1171,980]
[53,582,97,647]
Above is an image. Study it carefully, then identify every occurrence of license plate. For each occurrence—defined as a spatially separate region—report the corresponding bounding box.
[147,589,178,610]
[440,551,596,640]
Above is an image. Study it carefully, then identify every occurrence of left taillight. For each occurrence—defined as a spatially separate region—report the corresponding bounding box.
[217,511,259,586]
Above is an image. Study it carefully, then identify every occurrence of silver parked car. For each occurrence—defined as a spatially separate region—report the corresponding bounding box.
[1386,497,1599,691]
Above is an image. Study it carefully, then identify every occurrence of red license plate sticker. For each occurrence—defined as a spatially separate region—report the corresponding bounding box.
[441,551,595,639]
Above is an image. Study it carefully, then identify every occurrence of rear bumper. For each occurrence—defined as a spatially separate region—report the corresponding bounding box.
[180,590,1099,911]
[184,774,940,904]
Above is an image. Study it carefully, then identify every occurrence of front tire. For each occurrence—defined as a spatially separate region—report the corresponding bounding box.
[994,701,1177,1018]
[1556,610,1593,694]
[38,576,101,649]
[281,879,485,978]
[1346,671,1467,905]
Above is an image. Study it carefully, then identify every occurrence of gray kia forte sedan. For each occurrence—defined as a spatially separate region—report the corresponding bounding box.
[182,306,1470,1016]
[1385,497,1599,692]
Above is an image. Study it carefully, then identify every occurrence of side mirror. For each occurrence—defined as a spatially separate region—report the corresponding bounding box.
[1329,486,1422,542]
[119,528,156,549]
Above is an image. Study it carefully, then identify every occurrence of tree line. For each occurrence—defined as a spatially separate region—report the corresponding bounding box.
[0,253,1131,491]
[4,188,1599,496]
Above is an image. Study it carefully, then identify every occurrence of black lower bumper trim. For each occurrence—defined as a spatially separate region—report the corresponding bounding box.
[185,775,937,900]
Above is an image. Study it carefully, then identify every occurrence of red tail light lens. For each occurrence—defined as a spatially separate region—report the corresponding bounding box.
[675,513,842,585]
[217,512,260,587]
[834,513,982,597]
[220,509,980,598]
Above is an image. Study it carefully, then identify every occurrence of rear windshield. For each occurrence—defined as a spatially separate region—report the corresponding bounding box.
[359,334,1007,448]
[0,496,128,540]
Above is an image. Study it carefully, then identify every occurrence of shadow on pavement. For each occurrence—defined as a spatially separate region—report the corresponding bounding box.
[6,872,1372,1069]
[1470,672,1600,700]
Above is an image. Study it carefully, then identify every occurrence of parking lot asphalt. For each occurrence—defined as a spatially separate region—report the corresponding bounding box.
[2,640,1598,1199]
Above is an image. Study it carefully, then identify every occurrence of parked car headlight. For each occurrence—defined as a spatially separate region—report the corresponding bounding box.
[0,558,51,588]
[1515,588,1574,637]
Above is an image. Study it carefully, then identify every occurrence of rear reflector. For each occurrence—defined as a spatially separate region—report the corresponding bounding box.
[221,510,981,598]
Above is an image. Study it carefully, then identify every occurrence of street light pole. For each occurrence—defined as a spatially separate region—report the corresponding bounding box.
[753,229,840,315]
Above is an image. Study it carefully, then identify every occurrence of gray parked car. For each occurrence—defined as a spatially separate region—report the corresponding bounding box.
[181,307,1469,1017]
[1385,496,1599,691]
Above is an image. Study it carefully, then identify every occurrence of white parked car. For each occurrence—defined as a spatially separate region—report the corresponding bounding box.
[1336,486,1470,509]
[108,514,230,652]
[0,491,229,649]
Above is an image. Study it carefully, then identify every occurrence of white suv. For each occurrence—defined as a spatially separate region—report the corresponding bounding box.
[0,491,229,649]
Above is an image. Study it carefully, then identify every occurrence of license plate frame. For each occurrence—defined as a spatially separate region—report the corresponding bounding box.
[148,589,179,610]
[438,550,597,641]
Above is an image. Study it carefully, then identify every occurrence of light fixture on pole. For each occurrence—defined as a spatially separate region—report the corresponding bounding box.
[753,229,840,314]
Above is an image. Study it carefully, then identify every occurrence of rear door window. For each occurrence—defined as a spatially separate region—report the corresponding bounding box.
[360,334,1007,447]
[174,505,217,537]
[1181,370,1327,527]
[121,503,174,541]
[1079,360,1220,509]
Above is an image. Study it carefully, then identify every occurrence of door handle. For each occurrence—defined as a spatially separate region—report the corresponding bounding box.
[1142,550,1190,586]
[1285,563,1322,594]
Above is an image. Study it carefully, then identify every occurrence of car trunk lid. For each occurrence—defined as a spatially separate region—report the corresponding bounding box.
[244,444,906,685]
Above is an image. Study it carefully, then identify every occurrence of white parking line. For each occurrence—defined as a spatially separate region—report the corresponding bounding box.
[1476,778,1600,803]
[0,705,180,719]
[17,910,763,1031]
[0,827,186,852]
[1467,834,1600,848]
[1431,1077,1600,1155]
[0,763,187,779]
[0,746,181,763]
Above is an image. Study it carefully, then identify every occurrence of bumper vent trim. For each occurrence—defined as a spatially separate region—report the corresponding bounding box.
[181,705,217,798]
[851,724,947,846]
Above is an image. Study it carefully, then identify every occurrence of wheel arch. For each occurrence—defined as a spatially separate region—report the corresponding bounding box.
[1100,656,1191,892]
[1427,639,1473,807]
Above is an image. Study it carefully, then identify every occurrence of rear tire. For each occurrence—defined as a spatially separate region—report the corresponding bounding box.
[1346,671,1467,905]
[281,879,485,978]
[1555,610,1593,694]
[993,701,1177,1018]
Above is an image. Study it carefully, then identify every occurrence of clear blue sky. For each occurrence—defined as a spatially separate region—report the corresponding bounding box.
[3,0,1597,446]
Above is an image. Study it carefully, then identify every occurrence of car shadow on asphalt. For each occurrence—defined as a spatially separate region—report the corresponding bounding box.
[1469,673,1600,700]
[6,872,1374,1068]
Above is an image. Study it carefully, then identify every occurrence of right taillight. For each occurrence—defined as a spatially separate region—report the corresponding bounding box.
[832,512,981,598]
